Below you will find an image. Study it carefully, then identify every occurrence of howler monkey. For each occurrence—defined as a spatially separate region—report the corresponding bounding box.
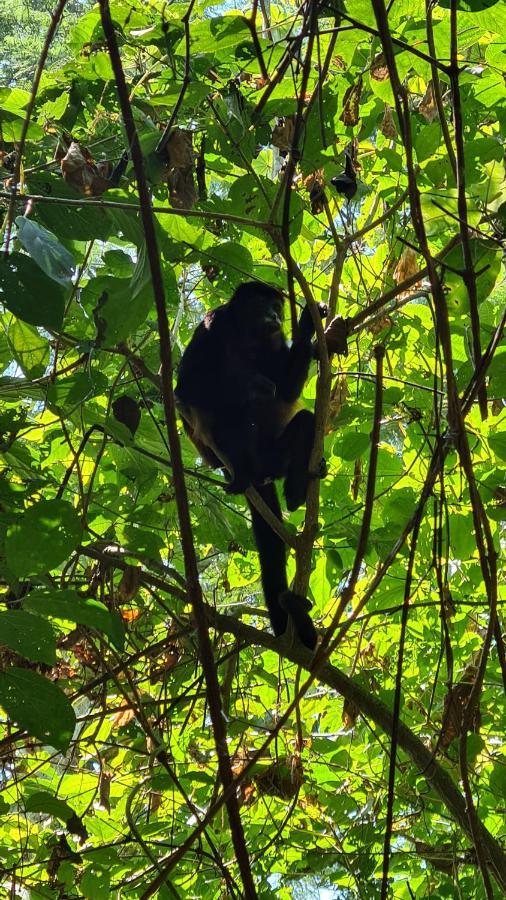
[175,282,326,649]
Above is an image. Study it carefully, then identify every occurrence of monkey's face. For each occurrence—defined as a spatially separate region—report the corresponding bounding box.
[231,284,285,341]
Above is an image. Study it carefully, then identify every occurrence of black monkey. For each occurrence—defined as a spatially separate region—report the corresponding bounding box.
[175,282,326,649]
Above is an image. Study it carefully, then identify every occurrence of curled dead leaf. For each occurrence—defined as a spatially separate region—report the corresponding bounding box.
[340,76,362,126]
[419,81,438,123]
[393,247,420,285]
[61,141,112,196]
[303,170,326,214]
[371,53,389,81]
[166,128,196,209]
[117,564,142,602]
[342,697,359,729]
[272,116,295,152]
[329,375,349,422]
[441,661,481,748]
[113,705,136,728]
[381,105,396,138]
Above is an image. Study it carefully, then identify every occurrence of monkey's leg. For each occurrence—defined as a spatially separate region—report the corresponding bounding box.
[274,410,319,511]
[212,420,256,494]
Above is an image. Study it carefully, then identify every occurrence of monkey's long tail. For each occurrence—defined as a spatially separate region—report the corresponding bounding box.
[246,482,289,638]
[247,484,317,649]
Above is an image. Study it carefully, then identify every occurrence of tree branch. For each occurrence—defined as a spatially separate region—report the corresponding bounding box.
[98,4,256,896]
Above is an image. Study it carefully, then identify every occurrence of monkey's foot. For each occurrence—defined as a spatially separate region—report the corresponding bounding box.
[279,591,318,650]
[224,475,251,495]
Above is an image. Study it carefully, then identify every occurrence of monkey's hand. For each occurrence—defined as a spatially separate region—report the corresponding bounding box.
[299,302,328,339]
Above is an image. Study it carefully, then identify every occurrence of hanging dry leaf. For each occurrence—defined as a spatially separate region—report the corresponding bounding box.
[149,790,163,814]
[331,55,346,70]
[419,81,438,123]
[340,76,362,126]
[167,128,194,168]
[120,608,141,623]
[371,53,389,81]
[255,756,303,800]
[60,141,112,196]
[441,584,456,622]
[272,116,295,152]
[99,771,112,812]
[324,316,349,355]
[368,314,393,334]
[303,170,326,214]
[342,697,359,729]
[166,128,196,209]
[329,375,349,421]
[393,247,420,285]
[441,661,481,748]
[381,105,396,138]
[117,564,142,602]
[113,705,136,729]
[149,650,180,684]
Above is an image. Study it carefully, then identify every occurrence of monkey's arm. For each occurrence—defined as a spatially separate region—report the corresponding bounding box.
[276,303,327,403]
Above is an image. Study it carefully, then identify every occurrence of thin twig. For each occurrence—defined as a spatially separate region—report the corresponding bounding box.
[449,0,487,420]
[3,0,68,252]
[314,345,385,663]
[155,0,196,154]
[0,189,274,231]
[425,0,456,176]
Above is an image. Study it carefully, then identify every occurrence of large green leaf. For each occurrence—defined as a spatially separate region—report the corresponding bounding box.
[0,668,75,752]
[0,253,65,330]
[24,589,125,649]
[5,499,82,577]
[15,218,76,286]
[0,610,56,664]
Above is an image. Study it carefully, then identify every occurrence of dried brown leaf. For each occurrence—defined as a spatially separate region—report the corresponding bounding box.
[340,76,362,126]
[419,81,438,123]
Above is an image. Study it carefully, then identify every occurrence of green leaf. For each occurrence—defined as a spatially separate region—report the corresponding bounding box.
[7,318,49,378]
[489,431,506,461]
[25,790,74,821]
[0,610,56,664]
[489,763,506,800]
[0,253,65,330]
[47,372,106,413]
[23,589,125,649]
[338,431,371,461]
[5,499,82,577]
[0,668,75,751]
[0,87,30,112]
[15,218,76,286]
[80,871,111,900]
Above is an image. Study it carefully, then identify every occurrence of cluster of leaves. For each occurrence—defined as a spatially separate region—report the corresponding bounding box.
[0,0,505,896]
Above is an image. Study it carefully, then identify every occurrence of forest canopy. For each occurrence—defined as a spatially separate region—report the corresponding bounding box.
[0,0,505,897]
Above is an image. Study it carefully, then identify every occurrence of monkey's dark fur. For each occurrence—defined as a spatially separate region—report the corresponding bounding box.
[175,282,326,649]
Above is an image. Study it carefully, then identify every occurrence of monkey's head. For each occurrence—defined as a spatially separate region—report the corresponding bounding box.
[230,282,285,347]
